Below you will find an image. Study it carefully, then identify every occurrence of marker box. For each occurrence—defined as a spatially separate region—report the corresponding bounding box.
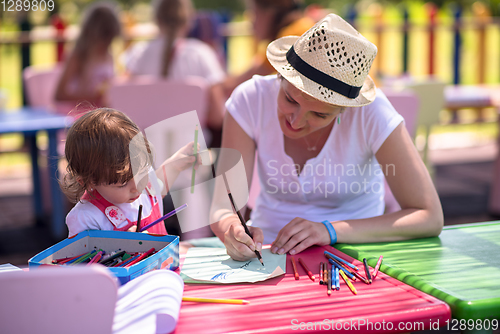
[29,230,179,285]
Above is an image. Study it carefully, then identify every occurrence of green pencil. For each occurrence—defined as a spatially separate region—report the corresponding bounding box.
[191,125,198,193]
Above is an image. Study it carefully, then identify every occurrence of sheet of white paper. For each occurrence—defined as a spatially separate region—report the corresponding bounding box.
[180,247,286,284]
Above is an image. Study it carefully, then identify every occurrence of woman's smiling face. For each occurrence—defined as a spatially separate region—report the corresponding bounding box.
[277,77,344,139]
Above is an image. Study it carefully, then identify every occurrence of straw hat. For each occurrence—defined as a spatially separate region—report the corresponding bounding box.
[267,13,377,107]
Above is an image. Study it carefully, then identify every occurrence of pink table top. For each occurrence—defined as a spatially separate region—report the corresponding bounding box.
[175,245,451,333]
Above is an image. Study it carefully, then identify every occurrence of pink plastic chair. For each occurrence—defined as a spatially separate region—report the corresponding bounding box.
[106,75,208,131]
[107,76,212,239]
[0,266,117,334]
[23,65,62,110]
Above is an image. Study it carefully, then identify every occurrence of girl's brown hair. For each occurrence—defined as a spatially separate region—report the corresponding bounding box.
[153,0,193,77]
[73,2,121,76]
[60,108,154,203]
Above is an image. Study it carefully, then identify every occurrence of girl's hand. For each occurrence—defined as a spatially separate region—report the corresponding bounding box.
[271,218,331,255]
[167,141,202,173]
[222,215,264,262]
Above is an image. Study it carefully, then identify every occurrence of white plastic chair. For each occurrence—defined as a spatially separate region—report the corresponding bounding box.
[406,80,446,178]
[0,266,117,334]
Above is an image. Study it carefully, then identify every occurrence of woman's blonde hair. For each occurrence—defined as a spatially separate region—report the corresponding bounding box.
[60,108,154,203]
[72,2,121,76]
[153,0,193,77]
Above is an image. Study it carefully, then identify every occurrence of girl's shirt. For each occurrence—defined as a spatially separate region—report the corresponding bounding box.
[124,37,225,85]
[66,188,161,237]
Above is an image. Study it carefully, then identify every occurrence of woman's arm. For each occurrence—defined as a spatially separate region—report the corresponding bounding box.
[210,112,265,261]
[271,123,443,255]
[331,123,443,243]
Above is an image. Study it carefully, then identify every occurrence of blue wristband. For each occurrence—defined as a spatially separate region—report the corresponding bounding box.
[321,220,337,246]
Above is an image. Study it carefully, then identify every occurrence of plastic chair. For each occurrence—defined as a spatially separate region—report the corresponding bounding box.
[107,76,208,132]
[23,65,62,110]
[107,76,212,239]
[406,80,446,179]
[0,266,117,334]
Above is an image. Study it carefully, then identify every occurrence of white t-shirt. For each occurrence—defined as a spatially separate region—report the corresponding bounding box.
[124,37,225,84]
[226,75,404,244]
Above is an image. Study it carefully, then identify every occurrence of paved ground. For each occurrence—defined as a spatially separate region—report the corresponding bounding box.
[0,142,498,267]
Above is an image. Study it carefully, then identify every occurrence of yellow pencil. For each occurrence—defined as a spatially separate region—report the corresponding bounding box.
[182,297,250,305]
[339,270,357,295]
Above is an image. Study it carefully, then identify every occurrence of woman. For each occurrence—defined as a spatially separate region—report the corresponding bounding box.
[210,13,443,261]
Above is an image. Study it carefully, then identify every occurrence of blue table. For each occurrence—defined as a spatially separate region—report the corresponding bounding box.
[0,108,74,239]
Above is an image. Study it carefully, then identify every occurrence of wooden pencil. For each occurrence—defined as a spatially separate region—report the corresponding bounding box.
[291,257,299,280]
[298,258,315,282]
[182,297,250,305]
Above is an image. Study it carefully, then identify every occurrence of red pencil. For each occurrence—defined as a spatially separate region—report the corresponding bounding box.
[372,256,383,280]
[298,258,315,282]
[124,248,155,267]
[291,257,299,280]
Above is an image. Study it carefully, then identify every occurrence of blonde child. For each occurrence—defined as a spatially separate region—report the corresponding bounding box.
[55,2,121,110]
[61,108,199,237]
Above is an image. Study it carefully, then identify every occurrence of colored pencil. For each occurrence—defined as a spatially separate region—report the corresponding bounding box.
[54,252,87,264]
[372,256,383,280]
[191,125,198,193]
[328,259,357,281]
[227,192,263,266]
[363,258,372,283]
[324,251,358,271]
[323,262,328,283]
[136,204,143,232]
[182,297,250,305]
[124,247,155,267]
[71,250,97,265]
[339,270,357,295]
[115,253,140,267]
[99,250,126,265]
[87,251,104,265]
[334,267,340,290]
[327,265,332,296]
[140,203,188,232]
[319,262,324,285]
[298,258,315,282]
[291,257,299,280]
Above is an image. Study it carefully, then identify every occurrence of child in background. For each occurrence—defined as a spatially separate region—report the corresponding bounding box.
[60,108,199,237]
[124,0,226,147]
[54,2,121,110]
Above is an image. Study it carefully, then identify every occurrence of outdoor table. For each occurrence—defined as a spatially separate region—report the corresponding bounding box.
[335,222,500,333]
[0,108,74,239]
[176,243,451,333]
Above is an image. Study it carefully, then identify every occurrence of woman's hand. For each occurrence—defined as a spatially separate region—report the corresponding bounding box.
[271,218,331,255]
[222,215,264,262]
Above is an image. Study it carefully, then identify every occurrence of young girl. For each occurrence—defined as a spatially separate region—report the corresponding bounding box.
[61,108,199,237]
[54,2,121,111]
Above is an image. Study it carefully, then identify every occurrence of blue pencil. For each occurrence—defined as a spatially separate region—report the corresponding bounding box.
[139,203,188,232]
[324,251,358,271]
[334,267,340,290]
[328,259,356,281]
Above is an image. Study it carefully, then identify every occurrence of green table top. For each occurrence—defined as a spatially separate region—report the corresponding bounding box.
[334,221,500,320]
